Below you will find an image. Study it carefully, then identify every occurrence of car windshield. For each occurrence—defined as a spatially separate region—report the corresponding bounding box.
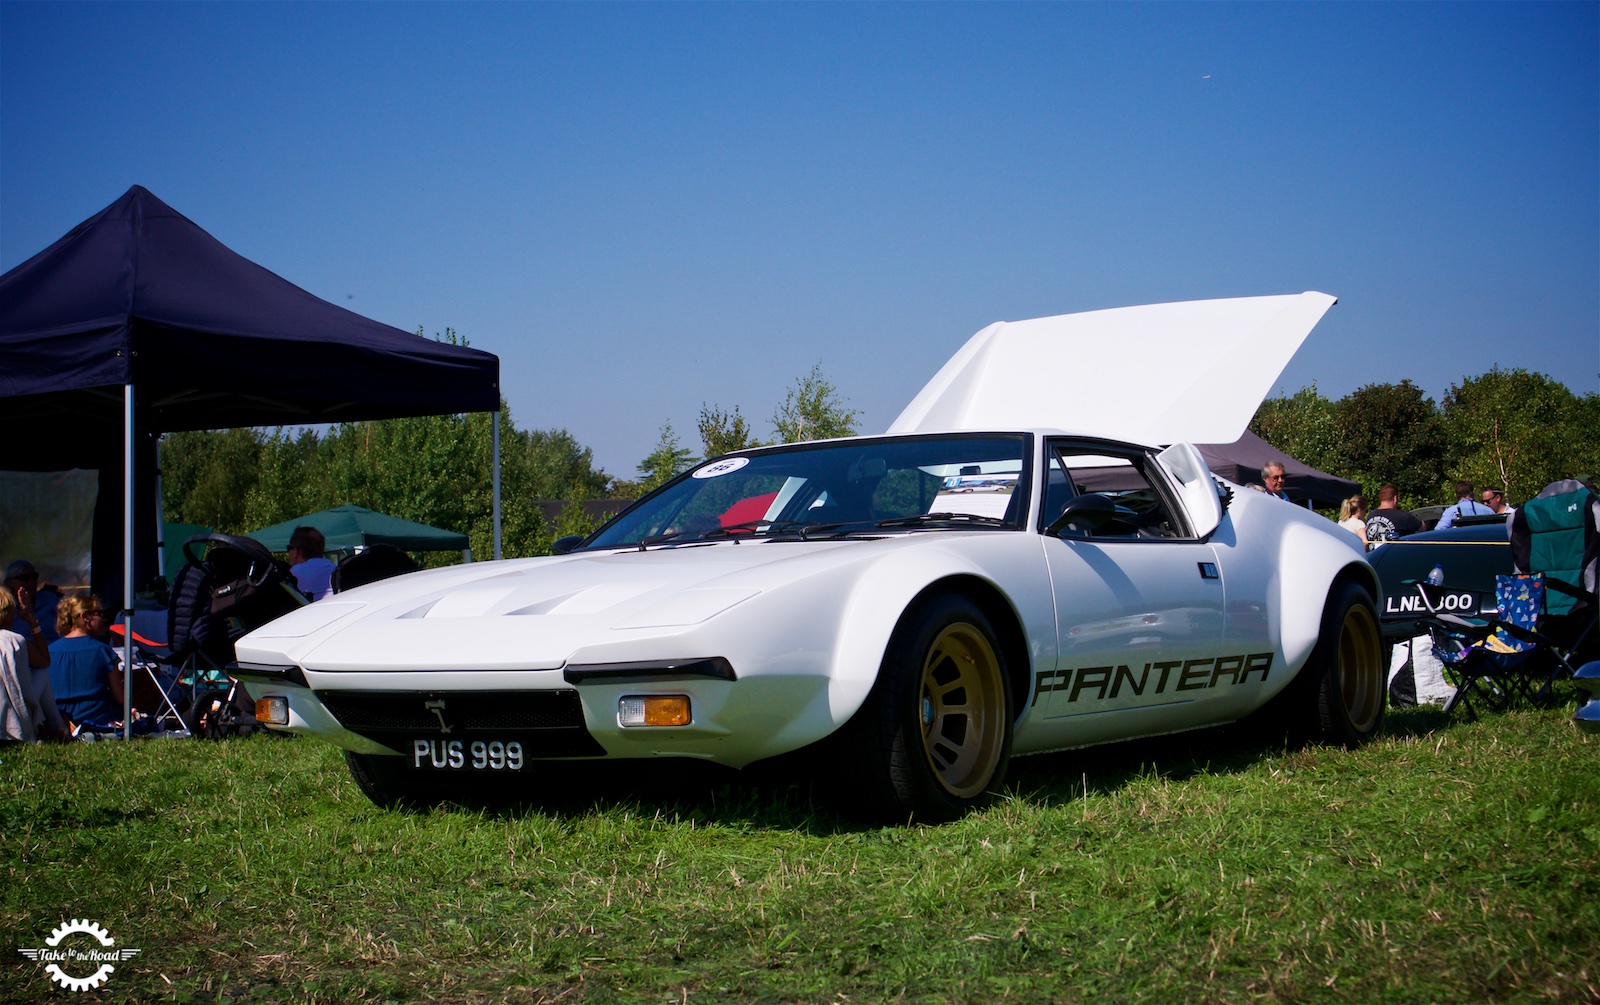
[581,434,1033,549]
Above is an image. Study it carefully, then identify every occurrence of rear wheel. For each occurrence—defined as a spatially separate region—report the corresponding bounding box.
[1309,581,1386,745]
[842,594,1014,821]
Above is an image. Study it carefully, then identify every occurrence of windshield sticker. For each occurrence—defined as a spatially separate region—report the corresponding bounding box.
[693,457,750,479]
[932,472,1018,519]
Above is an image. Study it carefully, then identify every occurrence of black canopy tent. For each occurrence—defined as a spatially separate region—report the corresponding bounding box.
[0,185,502,737]
[1196,430,1360,509]
[1070,430,1360,509]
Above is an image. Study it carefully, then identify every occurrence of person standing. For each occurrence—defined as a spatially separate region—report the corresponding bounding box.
[1365,483,1423,544]
[1338,495,1369,548]
[287,526,337,601]
[1436,480,1496,530]
[1480,486,1515,517]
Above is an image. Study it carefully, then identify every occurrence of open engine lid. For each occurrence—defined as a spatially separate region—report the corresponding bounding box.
[887,292,1337,446]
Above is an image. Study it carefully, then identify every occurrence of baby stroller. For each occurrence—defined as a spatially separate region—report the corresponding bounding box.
[165,533,308,738]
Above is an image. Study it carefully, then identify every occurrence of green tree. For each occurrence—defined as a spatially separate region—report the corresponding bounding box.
[241,427,323,532]
[1330,381,1446,508]
[698,403,760,458]
[160,427,263,532]
[772,364,861,443]
[1441,368,1598,503]
[637,421,697,492]
[520,427,612,501]
[1249,384,1340,476]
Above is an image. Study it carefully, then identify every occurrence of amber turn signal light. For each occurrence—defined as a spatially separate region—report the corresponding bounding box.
[255,696,290,725]
[618,695,691,727]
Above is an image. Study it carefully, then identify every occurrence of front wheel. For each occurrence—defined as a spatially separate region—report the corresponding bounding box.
[344,751,411,809]
[840,594,1014,822]
[1308,581,1386,746]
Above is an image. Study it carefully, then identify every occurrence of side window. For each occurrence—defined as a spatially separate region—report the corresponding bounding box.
[1046,448,1184,540]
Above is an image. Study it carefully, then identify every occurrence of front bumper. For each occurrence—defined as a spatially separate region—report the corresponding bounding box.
[231,659,833,767]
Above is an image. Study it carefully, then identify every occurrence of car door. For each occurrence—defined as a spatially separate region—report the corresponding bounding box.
[1033,441,1241,745]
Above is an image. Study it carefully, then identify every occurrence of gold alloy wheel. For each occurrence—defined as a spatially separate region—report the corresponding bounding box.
[919,622,1007,799]
[1337,601,1385,733]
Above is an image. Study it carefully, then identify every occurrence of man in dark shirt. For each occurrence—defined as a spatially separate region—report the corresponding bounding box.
[1365,483,1423,544]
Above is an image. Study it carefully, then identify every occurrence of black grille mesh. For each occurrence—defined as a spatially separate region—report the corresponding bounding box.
[317,689,585,731]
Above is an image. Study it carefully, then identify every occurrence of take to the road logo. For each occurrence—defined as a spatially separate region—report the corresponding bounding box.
[17,918,141,991]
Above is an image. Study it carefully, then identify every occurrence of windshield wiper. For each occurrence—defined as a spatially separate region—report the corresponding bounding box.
[698,520,819,540]
[874,512,1011,529]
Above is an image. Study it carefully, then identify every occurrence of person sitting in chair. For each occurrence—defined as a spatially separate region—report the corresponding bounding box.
[47,593,131,734]
[287,526,337,601]
[0,586,69,743]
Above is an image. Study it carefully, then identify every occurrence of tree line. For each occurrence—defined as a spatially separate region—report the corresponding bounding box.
[162,350,1595,564]
[161,355,862,563]
[1250,368,1599,509]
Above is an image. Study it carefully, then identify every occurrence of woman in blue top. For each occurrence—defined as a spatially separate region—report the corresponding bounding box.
[47,593,124,728]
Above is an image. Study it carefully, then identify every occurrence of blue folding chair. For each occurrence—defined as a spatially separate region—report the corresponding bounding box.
[1426,573,1579,718]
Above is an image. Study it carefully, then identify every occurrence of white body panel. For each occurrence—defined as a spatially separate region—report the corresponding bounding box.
[889,292,1337,445]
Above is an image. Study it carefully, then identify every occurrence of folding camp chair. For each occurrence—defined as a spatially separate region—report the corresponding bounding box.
[1511,487,1599,665]
[108,616,189,733]
[1420,486,1598,718]
[331,544,419,593]
[1424,573,1579,717]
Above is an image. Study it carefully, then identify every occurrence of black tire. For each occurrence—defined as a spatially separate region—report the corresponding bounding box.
[344,750,414,809]
[343,750,485,809]
[1306,581,1386,746]
[840,594,1014,822]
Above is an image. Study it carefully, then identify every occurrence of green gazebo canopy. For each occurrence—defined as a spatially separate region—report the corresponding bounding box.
[249,505,470,553]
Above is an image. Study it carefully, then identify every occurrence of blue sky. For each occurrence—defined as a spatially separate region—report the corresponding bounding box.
[3,2,1595,479]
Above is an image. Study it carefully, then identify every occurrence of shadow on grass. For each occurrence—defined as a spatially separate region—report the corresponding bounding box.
[382,755,866,834]
[1005,701,1474,808]
[366,702,1480,832]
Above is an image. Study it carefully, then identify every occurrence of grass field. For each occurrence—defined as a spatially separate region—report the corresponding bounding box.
[2,705,1596,1004]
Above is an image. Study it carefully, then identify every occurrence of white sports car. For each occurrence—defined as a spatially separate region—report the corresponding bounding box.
[235,292,1385,819]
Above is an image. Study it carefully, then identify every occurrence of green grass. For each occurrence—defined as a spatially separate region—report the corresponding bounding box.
[3,706,1597,1004]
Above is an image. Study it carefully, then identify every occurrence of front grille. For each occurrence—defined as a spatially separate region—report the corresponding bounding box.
[315,689,606,756]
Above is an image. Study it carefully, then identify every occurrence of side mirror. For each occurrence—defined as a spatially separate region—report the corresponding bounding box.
[1045,493,1119,537]
[551,535,584,555]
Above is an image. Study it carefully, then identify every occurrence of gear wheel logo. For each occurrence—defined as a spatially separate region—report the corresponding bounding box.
[18,918,140,992]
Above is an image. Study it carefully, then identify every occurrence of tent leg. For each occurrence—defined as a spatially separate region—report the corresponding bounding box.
[154,435,166,580]
[492,409,502,561]
[123,384,135,741]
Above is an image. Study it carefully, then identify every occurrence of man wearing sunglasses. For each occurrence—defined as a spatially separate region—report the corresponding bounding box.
[1260,461,1292,502]
[1480,487,1514,516]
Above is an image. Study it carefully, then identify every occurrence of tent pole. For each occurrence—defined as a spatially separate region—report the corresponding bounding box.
[154,435,167,579]
[123,383,135,741]
[492,409,502,560]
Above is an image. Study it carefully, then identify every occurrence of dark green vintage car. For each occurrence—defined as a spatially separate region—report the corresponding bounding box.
[1366,516,1512,642]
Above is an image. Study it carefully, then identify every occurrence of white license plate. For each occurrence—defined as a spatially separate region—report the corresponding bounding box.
[411,738,525,771]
